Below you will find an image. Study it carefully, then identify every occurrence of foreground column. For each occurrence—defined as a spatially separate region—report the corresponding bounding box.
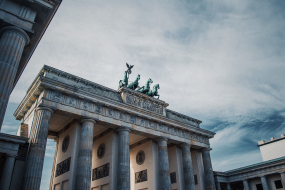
[196,150,206,190]
[23,106,53,190]
[181,143,196,190]
[215,182,221,190]
[279,172,285,189]
[260,175,269,190]
[75,118,96,190]
[202,148,216,190]
[0,154,16,190]
[117,126,131,190]
[243,179,249,190]
[0,26,30,129]
[158,137,171,190]
[226,182,231,190]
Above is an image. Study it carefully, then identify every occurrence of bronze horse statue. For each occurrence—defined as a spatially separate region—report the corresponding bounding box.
[127,74,140,90]
[147,84,160,99]
[137,78,153,94]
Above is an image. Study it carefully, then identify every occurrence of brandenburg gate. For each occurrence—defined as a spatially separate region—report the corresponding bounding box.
[14,65,216,190]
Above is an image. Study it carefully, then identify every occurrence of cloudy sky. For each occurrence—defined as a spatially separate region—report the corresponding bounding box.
[2,0,285,189]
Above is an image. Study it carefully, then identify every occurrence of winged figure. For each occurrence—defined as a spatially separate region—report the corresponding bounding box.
[126,63,134,74]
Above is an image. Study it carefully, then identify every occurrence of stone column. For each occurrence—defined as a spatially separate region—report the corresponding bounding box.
[215,182,221,190]
[196,150,206,190]
[0,26,30,129]
[243,179,249,190]
[0,154,17,190]
[279,171,285,189]
[202,148,216,190]
[157,137,171,190]
[22,106,53,190]
[117,126,131,190]
[226,182,231,190]
[49,138,59,190]
[260,175,269,190]
[75,118,96,190]
[181,143,196,190]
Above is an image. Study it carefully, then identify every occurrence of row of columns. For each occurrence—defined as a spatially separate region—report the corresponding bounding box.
[13,105,216,190]
[217,172,285,190]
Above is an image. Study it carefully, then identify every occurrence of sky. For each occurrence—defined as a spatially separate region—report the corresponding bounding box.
[1,0,285,189]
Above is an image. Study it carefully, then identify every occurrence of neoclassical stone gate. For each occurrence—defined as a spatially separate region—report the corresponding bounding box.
[14,65,217,190]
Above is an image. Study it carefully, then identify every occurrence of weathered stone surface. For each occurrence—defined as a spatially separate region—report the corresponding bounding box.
[0,154,16,190]
[22,106,53,190]
[260,176,269,190]
[157,137,171,190]
[0,26,29,129]
[117,126,131,190]
[202,148,216,190]
[75,118,96,190]
[181,143,196,190]
[243,180,249,190]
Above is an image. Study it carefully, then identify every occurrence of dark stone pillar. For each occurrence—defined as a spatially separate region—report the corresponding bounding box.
[0,154,16,190]
[226,182,231,190]
[202,148,216,190]
[243,179,249,190]
[75,118,96,190]
[279,172,285,189]
[216,182,221,190]
[260,175,269,190]
[181,143,196,190]
[22,106,53,190]
[157,137,171,190]
[0,26,30,130]
[117,126,131,190]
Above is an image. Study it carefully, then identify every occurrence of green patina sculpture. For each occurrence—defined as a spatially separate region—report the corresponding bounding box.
[127,74,140,90]
[137,78,153,94]
[147,84,160,99]
[118,64,160,99]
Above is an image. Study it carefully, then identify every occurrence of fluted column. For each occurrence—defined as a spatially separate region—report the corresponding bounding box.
[23,106,53,190]
[117,126,131,190]
[49,138,59,190]
[0,154,17,190]
[226,182,231,190]
[215,182,221,190]
[0,26,30,129]
[260,175,269,190]
[202,148,216,190]
[75,118,96,190]
[279,171,285,189]
[157,137,171,190]
[181,143,196,190]
[243,179,249,190]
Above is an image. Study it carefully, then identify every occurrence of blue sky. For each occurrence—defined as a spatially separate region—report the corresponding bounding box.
[1,0,285,189]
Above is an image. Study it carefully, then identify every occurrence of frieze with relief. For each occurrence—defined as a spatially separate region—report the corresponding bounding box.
[46,90,210,145]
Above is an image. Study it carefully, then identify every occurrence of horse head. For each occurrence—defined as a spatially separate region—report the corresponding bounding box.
[147,78,153,84]
[136,74,140,80]
[153,84,160,90]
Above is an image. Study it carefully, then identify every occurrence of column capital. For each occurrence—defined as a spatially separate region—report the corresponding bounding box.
[81,117,97,124]
[36,106,54,113]
[157,136,168,142]
[116,126,131,132]
[180,142,192,148]
[0,26,30,45]
[259,174,266,178]
[278,171,285,174]
[202,147,212,151]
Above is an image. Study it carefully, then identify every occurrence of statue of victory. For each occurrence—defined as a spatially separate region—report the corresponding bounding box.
[118,63,134,89]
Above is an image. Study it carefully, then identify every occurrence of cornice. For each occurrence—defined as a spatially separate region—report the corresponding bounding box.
[14,66,215,138]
